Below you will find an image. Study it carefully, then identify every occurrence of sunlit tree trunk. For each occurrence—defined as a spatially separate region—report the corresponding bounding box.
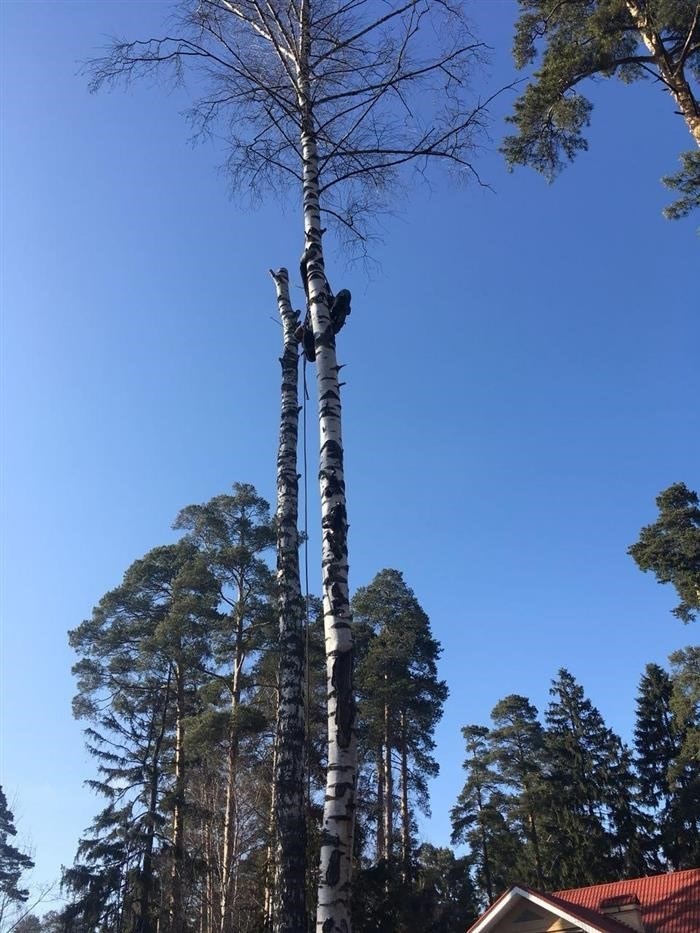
[383,704,393,868]
[220,607,245,933]
[170,661,186,933]
[263,734,278,930]
[625,1,700,146]
[296,6,357,930]
[269,267,307,930]
[139,667,172,933]
[399,710,411,883]
[376,748,385,862]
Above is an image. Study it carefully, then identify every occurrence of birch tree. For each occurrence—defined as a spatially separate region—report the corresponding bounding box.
[87,4,491,927]
[269,268,307,931]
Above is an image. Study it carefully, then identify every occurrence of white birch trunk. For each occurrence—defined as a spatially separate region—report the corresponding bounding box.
[270,267,307,932]
[297,9,357,928]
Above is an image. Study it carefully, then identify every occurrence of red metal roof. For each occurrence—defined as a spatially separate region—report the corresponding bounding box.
[554,869,700,933]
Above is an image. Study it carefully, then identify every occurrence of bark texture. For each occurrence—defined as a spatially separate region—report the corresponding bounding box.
[295,7,357,930]
[220,612,245,933]
[270,267,307,933]
[626,1,700,146]
[170,662,186,933]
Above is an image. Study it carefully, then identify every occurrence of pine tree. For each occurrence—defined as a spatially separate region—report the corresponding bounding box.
[629,483,700,623]
[503,0,700,218]
[174,484,276,933]
[352,570,447,886]
[451,726,518,905]
[488,695,546,889]
[67,541,221,933]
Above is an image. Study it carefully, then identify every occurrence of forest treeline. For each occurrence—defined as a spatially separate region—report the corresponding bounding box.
[54,484,455,933]
[3,483,692,933]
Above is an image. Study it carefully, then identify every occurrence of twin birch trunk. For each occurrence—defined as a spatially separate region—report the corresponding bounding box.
[301,176,357,931]
[270,268,308,933]
[295,8,357,927]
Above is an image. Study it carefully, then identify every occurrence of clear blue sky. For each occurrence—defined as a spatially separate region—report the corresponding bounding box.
[1,0,697,906]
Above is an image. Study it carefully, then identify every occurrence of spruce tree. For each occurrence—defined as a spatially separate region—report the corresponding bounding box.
[668,647,700,865]
[634,662,681,867]
[543,668,643,887]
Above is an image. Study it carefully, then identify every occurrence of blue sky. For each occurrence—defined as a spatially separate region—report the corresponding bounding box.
[1,0,698,905]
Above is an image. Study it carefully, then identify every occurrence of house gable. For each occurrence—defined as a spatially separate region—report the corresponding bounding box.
[468,887,633,933]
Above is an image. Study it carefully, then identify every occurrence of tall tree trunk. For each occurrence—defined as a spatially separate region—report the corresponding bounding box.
[297,8,357,930]
[170,662,186,933]
[383,704,393,867]
[399,711,411,883]
[270,267,307,933]
[526,800,544,889]
[625,1,700,145]
[376,747,385,863]
[474,780,493,904]
[220,611,245,933]
[139,667,172,933]
[263,733,278,931]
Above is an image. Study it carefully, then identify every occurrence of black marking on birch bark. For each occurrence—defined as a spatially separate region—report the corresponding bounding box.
[316,326,337,352]
[322,503,347,535]
[325,850,341,887]
[326,781,354,801]
[319,470,345,499]
[322,919,334,933]
[323,568,348,588]
[331,652,355,749]
[329,582,349,614]
[320,828,341,846]
[319,438,343,464]
[323,532,344,562]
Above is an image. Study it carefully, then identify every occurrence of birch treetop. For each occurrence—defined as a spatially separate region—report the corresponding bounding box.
[88,0,492,245]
